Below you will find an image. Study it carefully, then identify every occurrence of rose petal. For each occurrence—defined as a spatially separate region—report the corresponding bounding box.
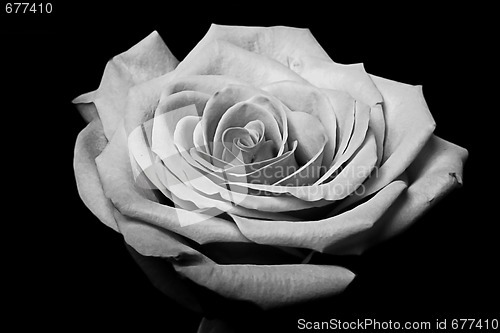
[174,116,201,153]
[164,75,245,96]
[231,179,406,253]
[151,104,199,160]
[73,31,178,139]
[74,118,117,231]
[299,58,383,107]
[273,154,324,187]
[190,148,235,171]
[175,261,354,310]
[117,209,202,259]
[174,39,307,87]
[195,24,332,66]
[73,96,99,123]
[122,75,169,136]
[374,135,468,242]
[375,77,436,164]
[242,120,264,144]
[157,90,211,118]
[247,140,275,164]
[127,115,173,200]
[368,103,386,166]
[193,120,207,153]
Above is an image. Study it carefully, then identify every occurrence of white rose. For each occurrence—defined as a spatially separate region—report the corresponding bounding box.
[73,24,468,314]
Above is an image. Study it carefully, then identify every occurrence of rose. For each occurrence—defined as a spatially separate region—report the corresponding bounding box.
[73,25,467,320]
[73,24,468,329]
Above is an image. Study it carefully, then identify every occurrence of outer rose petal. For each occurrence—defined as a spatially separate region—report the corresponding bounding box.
[374,135,468,242]
[73,31,178,139]
[175,261,354,310]
[73,118,117,231]
[73,100,99,123]
[299,59,383,107]
[192,24,332,65]
[174,40,307,87]
[330,135,468,255]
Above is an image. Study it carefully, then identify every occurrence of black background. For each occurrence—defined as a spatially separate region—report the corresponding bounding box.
[2,2,496,332]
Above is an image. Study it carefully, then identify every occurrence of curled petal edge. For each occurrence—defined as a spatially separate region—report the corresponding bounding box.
[330,135,468,255]
[73,31,178,139]
[74,119,117,231]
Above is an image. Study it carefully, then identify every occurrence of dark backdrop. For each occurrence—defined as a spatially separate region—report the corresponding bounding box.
[2,3,495,332]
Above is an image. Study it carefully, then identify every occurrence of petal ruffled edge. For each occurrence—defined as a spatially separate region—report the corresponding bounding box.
[73,31,179,139]
[231,179,407,253]
[333,76,437,211]
[175,261,355,310]
[73,118,118,231]
[376,135,468,241]
[331,135,468,254]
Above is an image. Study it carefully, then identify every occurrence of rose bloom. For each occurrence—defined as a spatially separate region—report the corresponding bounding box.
[73,25,467,329]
